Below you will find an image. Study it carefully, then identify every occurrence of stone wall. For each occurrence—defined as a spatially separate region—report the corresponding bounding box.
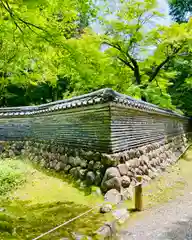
[0,88,191,194]
[0,133,188,195]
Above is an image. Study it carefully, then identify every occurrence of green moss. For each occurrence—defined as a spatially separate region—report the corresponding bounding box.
[0,158,108,239]
[142,147,192,208]
[0,159,27,197]
[0,220,13,234]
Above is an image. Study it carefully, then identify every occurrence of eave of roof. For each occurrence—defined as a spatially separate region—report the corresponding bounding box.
[0,88,188,119]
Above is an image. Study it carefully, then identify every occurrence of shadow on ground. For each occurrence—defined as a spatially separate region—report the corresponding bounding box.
[28,159,95,196]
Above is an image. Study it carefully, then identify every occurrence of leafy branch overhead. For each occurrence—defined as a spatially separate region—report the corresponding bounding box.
[102,0,192,92]
[0,0,192,114]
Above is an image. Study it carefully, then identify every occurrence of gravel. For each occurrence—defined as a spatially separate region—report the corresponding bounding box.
[119,191,192,240]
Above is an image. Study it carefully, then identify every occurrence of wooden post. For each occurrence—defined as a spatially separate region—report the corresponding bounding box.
[135,176,143,211]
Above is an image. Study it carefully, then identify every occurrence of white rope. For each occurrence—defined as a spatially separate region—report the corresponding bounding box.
[32,204,101,240]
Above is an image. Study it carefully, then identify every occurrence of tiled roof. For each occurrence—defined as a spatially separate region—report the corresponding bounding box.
[0,88,187,118]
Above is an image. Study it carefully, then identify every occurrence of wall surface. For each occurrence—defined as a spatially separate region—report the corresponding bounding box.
[0,104,111,152]
[0,88,191,195]
[110,104,189,152]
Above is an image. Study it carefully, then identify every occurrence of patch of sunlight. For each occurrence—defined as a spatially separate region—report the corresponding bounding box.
[13,167,101,206]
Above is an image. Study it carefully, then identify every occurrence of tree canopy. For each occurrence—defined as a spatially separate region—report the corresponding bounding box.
[169,0,192,23]
[0,0,192,116]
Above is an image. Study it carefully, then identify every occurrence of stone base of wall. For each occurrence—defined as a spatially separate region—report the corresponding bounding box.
[101,134,188,194]
[0,134,188,194]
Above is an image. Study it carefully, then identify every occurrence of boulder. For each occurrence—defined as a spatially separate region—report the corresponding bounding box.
[68,156,81,167]
[60,155,68,164]
[121,186,134,200]
[51,146,57,153]
[119,155,126,163]
[13,149,20,156]
[135,150,141,158]
[58,146,65,154]
[55,162,65,171]
[121,176,131,188]
[79,181,87,190]
[64,165,71,173]
[49,161,54,169]
[86,171,96,185]
[100,204,112,213]
[80,160,87,168]
[101,176,121,192]
[129,149,135,159]
[127,170,134,177]
[95,171,102,186]
[83,151,93,161]
[134,158,141,167]
[79,169,87,180]
[88,161,94,170]
[142,165,149,175]
[52,160,58,169]
[8,150,15,158]
[69,167,79,179]
[93,161,102,171]
[33,156,39,163]
[151,159,156,167]
[117,164,128,176]
[139,147,145,155]
[135,167,142,175]
[104,167,121,179]
[101,154,118,166]
[104,189,122,204]
[125,151,130,160]
[92,152,101,162]
[40,159,46,168]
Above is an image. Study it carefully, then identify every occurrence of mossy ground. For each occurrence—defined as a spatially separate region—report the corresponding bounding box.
[0,157,109,240]
[143,146,192,207]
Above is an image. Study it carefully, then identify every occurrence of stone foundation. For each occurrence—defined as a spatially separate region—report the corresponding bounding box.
[0,133,188,194]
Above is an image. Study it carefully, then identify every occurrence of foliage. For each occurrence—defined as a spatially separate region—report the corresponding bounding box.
[101,0,192,107]
[168,57,192,116]
[169,0,192,23]
[0,0,192,114]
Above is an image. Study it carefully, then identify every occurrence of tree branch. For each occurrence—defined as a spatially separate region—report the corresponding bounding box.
[1,0,51,37]
[125,51,141,85]
[148,46,183,82]
[117,57,134,71]
[104,40,141,85]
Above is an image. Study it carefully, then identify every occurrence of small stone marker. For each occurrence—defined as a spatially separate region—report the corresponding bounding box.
[100,204,112,213]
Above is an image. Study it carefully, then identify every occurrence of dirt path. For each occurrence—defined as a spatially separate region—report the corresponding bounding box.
[119,188,192,240]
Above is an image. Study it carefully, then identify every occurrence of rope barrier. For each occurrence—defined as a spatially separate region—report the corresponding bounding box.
[32,204,101,240]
